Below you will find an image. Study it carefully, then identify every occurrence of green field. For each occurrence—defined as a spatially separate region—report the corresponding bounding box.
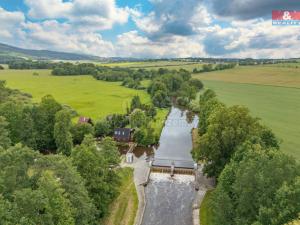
[193,65,300,88]
[201,80,300,160]
[102,60,203,72]
[0,69,150,119]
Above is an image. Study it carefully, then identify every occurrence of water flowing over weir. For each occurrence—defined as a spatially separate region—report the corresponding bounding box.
[141,107,199,225]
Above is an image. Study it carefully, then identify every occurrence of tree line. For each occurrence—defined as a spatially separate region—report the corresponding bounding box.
[147,69,204,108]
[193,90,300,225]
[52,62,205,109]
[193,63,236,73]
[0,81,127,224]
[8,60,56,69]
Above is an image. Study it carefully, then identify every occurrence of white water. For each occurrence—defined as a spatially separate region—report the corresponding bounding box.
[150,172,195,184]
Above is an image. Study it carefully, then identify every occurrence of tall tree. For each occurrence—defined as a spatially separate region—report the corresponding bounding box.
[19,106,37,149]
[0,116,11,150]
[71,135,120,218]
[198,105,278,177]
[0,101,23,144]
[130,109,147,128]
[0,145,96,225]
[212,145,300,225]
[33,95,62,151]
[54,110,73,156]
[130,95,142,112]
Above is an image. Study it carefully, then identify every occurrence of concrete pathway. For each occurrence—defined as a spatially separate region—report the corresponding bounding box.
[121,156,149,225]
[192,165,215,225]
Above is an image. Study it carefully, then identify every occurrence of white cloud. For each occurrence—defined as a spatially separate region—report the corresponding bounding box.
[131,0,212,38]
[115,31,206,58]
[23,20,114,56]
[202,19,300,58]
[0,7,25,43]
[25,0,129,31]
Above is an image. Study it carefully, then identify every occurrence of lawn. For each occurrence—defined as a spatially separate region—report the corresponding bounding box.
[193,65,300,88]
[200,190,214,225]
[102,168,138,225]
[0,69,150,120]
[202,80,300,160]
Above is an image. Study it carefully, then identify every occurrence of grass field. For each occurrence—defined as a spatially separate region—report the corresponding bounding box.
[200,190,214,225]
[102,61,203,72]
[202,80,300,160]
[193,65,300,88]
[0,69,150,119]
[103,168,138,225]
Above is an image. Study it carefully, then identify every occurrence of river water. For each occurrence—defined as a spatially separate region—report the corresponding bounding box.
[153,106,198,168]
[142,106,198,225]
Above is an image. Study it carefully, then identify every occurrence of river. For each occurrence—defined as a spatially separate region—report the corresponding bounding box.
[142,106,198,225]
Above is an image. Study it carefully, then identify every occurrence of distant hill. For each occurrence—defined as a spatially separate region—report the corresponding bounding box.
[0,43,102,61]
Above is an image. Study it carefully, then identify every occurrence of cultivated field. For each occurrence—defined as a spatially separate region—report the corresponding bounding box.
[0,69,150,119]
[201,80,300,160]
[193,65,300,88]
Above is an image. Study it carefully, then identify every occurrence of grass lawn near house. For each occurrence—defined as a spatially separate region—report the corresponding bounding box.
[102,168,138,225]
[0,69,151,120]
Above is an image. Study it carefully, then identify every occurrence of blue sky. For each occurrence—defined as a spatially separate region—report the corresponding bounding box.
[0,0,300,58]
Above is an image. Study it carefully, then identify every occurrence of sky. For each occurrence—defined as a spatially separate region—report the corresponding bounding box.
[0,0,300,58]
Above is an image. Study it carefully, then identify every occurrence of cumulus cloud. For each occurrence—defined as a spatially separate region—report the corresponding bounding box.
[131,0,212,39]
[0,7,25,44]
[115,31,206,58]
[1,1,300,59]
[207,0,300,20]
[25,0,129,30]
[202,19,300,58]
[23,20,114,56]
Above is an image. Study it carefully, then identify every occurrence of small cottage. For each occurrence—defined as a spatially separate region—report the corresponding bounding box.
[78,116,93,125]
[113,128,133,142]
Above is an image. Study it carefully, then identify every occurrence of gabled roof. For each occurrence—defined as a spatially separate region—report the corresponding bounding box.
[113,128,132,140]
[78,116,92,124]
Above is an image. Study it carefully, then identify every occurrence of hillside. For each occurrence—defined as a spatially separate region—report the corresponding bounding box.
[0,43,101,61]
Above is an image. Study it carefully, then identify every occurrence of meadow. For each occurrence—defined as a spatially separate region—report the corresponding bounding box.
[193,65,300,88]
[0,69,150,120]
[199,80,300,160]
[102,60,203,72]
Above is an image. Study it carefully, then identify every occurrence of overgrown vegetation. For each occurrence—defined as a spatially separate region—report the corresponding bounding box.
[102,168,138,225]
[194,90,300,225]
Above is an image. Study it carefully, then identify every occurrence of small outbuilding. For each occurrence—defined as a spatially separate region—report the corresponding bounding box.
[113,128,133,142]
[78,116,93,125]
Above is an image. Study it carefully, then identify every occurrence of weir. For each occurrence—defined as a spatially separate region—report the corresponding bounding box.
[141,107,199,225]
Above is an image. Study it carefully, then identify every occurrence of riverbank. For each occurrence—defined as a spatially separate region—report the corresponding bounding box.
[192,128,199,150]
[199,190,214,225]
[103,168,138,225]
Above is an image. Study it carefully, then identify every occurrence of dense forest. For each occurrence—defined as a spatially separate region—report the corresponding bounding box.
[193,90,300,225]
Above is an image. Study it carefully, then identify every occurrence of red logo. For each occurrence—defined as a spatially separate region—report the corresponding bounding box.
[272,10,300,20]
